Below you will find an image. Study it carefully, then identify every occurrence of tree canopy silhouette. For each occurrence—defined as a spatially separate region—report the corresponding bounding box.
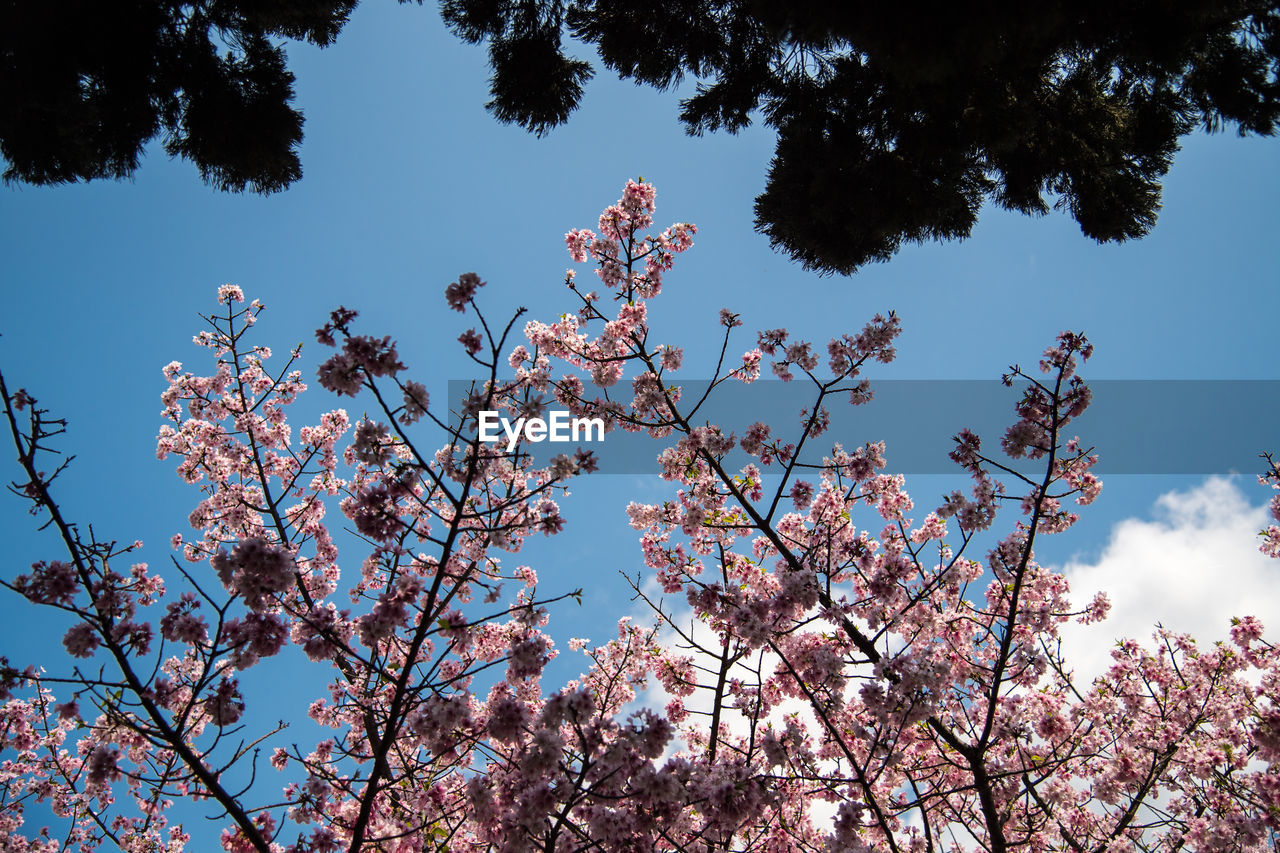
[446,0,1280,273]
[4,1,1277,272]
[0,1,355,194]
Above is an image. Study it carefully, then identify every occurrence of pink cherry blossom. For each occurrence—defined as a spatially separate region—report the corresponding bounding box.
[1,182,1277,853]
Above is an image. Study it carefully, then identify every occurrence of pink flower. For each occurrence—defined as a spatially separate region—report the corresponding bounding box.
[206,678,244,726]
[211,537,295,611]
[565,229,596,263]
[400,380,429,424]
[459,329,483,355]
[445,271,485,311]
[217,284,245,304]
[62,623,99,658]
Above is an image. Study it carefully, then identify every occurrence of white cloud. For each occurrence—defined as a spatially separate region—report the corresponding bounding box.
[1056,476,1279,686]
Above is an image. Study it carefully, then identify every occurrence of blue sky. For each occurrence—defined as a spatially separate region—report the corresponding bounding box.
[1,2,1278,837]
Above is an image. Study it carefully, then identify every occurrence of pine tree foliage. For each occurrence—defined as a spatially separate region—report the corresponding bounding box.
[4,1,1277,273]
[0,1,357,194]
[446,0,1280,273]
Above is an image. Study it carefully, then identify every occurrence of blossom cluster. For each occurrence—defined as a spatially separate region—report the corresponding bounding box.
[1,181,1277,853]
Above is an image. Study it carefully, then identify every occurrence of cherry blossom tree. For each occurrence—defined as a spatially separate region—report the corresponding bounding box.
[2,181,1279,852]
